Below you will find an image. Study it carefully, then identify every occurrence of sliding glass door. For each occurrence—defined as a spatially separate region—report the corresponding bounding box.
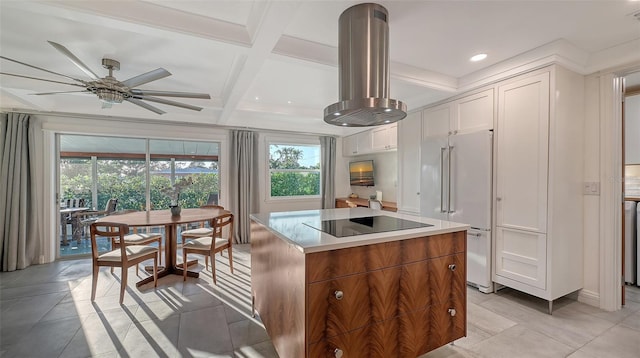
[57,134,220,258]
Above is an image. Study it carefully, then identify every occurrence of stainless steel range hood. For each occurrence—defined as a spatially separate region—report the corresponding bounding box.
[324,3,407,127]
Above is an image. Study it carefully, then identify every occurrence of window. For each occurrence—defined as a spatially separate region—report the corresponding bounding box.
[268,143,321,199]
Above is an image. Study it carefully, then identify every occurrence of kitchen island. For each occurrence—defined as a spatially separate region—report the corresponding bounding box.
[250,208,469,358]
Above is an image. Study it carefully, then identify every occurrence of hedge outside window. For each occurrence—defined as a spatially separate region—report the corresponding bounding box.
[268,143,321,199]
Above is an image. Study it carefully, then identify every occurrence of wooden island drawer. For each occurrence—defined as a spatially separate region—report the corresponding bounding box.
[306,231,465,282]
[308,294,466,358]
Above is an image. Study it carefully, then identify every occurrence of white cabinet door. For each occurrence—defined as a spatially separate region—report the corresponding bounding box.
[422,104,451,139]
[495,227,547,290]
[398,112,421,213]
[495,72,549,234]
[454,89,494,134]
[342,134,358,156]
[356,130,372,154]
[625,94,640,164]
[371,123,397,151]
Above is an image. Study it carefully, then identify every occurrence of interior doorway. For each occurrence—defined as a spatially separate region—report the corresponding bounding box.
[622,71,640,306]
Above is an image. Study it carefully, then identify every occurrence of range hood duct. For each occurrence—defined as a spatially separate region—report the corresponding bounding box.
[324,3,407,127]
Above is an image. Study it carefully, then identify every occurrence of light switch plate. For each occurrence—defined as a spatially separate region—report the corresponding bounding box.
[583,182,600,195]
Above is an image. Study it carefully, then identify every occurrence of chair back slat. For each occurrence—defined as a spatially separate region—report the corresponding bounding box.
[90,222,129,259]
[212,212,234,243]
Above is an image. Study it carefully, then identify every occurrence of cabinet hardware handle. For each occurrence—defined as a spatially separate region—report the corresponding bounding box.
[334,348,344,358]
[334,290,344,300]
[448,308,456,317]
[448,264,456,271]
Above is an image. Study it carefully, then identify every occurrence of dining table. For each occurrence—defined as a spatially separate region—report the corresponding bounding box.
[60,207,89,246]
[96,207,229,287]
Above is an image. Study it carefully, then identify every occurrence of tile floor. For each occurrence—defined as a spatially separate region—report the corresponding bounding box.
[1,245,639,358]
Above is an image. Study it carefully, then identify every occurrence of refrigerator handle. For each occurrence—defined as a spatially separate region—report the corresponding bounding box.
[440,147,446,213]
[448,145,454,213]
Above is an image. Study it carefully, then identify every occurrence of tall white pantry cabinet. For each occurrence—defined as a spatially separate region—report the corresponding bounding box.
[493,65,584,312]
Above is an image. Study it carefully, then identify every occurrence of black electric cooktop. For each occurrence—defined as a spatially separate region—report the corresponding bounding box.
[303,215,433,238]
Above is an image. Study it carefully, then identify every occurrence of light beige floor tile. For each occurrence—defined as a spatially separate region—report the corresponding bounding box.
[566,350,599,358]
[620,309,640,330]
[228,319,271,349]
[477,293,542,324]
[177,305,233,355]
[466,302,516,335]
[420,344,478,358]
[522,304,616,349]
[233,339,279,358]
[625,285,640,303]
[0,292,66,327]
[133,298,181,322]
[578,324,640,358]
[466,286,494,305]
[59,308,134,358]
[470,324,574,358]
[453,322,495,349]
[3,316,83,358]
[119,314,180,358]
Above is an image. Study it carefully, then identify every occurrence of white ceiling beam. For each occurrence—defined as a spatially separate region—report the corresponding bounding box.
[216,1,301,125]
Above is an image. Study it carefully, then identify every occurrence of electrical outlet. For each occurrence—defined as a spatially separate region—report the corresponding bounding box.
[583,182,600,195]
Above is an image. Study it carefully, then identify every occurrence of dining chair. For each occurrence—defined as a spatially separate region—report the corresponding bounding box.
[74,198,119,240]
[182,212,234,284]
[109,210,163,272]
[369,199,383,210]
[90,221,158,304]
[181,204,225,270]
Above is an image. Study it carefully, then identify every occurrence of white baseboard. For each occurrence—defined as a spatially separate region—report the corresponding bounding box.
[578,289,600,308]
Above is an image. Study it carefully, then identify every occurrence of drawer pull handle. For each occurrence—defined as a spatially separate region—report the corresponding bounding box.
[334,348,344,358]
[334,290,344,300]
[448,308,456,317]
[448,264,456,271]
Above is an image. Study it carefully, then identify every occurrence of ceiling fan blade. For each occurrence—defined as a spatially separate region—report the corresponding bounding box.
[120,68,171,88]
[137,95,204,111]
[0,56,88,84]
[47,41,100,80]
[0,72,87,88]
[125,97,166,115]
[129,89,211,99]
[31,90,91,95]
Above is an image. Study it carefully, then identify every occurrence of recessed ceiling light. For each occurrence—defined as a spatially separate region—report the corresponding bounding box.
[342,123,348,126]
[287,100,292,104]
[470,53,487,62]
[254,96,260,101]
[334,112,341,116]
[384,108,392,112]
[384,120,391,123]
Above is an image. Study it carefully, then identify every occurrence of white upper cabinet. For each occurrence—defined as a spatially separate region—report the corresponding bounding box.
[422,104,451,138]
[454,89,494,134]
[397,112,422,214]
[422,89,494,138]
[342,123,396,156]
[371,123,397,151]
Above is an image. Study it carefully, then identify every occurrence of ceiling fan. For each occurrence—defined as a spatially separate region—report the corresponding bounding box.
[0,41,211,114]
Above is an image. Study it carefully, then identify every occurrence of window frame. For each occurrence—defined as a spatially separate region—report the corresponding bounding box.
[266,138,322,201]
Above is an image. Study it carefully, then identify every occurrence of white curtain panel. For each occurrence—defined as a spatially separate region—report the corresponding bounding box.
[229,130,259,244]
[0,113,43,271]
[320,136,337,209]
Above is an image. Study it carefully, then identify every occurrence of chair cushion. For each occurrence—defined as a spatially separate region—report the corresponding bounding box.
[121,233,162,244]
[183,236,228,250]
[181,227,213,238]
[98,245,158,262]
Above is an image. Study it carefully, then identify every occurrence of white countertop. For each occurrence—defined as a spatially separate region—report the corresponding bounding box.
[250,208,469,253]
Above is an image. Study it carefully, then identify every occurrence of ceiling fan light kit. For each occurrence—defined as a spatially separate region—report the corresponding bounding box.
[0,41,211,114]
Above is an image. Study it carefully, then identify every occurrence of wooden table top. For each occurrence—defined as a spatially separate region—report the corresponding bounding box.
[96,207,228,227]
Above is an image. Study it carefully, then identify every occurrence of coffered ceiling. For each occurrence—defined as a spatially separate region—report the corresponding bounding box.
[1,0,639,136]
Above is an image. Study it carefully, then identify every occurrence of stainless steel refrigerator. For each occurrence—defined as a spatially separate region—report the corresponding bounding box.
[421,130,493,292]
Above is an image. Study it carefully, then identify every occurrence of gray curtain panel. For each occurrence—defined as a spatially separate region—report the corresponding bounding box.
[0,113,42,271]
[229,130,259,244]
[320,136,337,209]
